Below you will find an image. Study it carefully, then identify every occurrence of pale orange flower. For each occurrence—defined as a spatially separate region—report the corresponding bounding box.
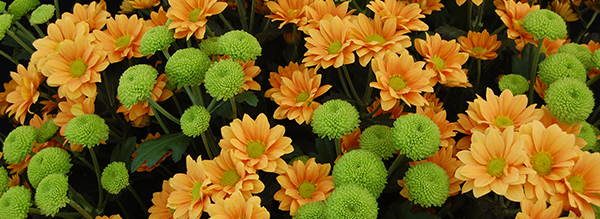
[265,62,313,99]
[219,113,294,173]
[370,51,435,110]
[402,147,463,196]
[300,0,354,32]
[456,0,484,6]
[541,38,567,55]
[132,133,172,172]
[367,98,405,119]
[168,155,212,219]
[458,30,502,60]
[119,0,135,13]
[349,14,411,66]
[415,33,470,87]
[538,106,583,140]
[240,60,261,91]
[6,64,42,124]
[130,0,160,9]
[552,152,600,218]
[455,127,531,202]
[149,180,174,219]
[515,199,564,219]
[495,0,539,49]
[551,0,578,22]
[31,17,90,73]
[149,7,169,27]
[205,191,270,219]
[0,80,17,117]
[54,96,96,135]
[117,74,172,128]
[421,92,445,113]
[265,0,312,28]
[274,158,334,215]
[166,0,227,39]
[62,1,111,30]
[302,16,358,69]
[404,0,444,15]
[340,128,361,154]
[416,107,458,148]
[95,215,122,219]
[203,150,265,200]
[587,40,600,52]
[8,156,31,175]
[94,14,150,63]
[367,0,429,32]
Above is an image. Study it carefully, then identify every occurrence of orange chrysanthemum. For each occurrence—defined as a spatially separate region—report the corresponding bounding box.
[552,152,600,218]
[95,215,122,219]
[54,96,96,136]
[219,113,294,173]
[94,14,150,63]
[551,0,578,22]
[132,133,172,172]
[367,98,406,119]
[166,0,227,39]
[6,64,42,124]
[458,30,502,60]
[349,14,411,66]
[31,18,90,73]
[495,0,539,49]
[367,0,429,32]
[265,62,312,99]
[302,16,358,69]
[0,80,17,117]
[168,155,212,219]
[205,191,270,218]
[405,0,444,15]
[455,127,530,202]
[415,33,470,87]
[130,0,160,9]
[148,180,174,219]
[300,0,354,32]
[417,107,458,148]
[340,128,361,154]
[538,106,585,147]
[541,38,567,55]
[587,40,600,52]
[274,158,334,215]
[265,0,312,28]
[240,60,261,91]
[402,147,463,196]
[515,199,564,219]
[203,150,265,200]
[370,51,435,110]
[62,1,111,30]
[149,7,169,27]
[117,74,173,128]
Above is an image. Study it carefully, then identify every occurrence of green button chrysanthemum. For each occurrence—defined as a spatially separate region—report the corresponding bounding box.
[499,74,529,95]
[0,167,8,196]
[140,26,175,56]
[545,78,595,124]
[204,59,245,100]
[392,114,441,160]
[27,147,72,188]
[403,162,450,208]
[64,114,109,148]
[165,48,211,88]
[3,126,37,164]
[7,0,40,20]
[199,37,221,56]
[180,105,210,137]
[311,99,360,140]
[36,119,58,143]
[101,162,130,195]
[0,186,31,219]
[34,174,69,216]
[538,53,586,85]
[218,30,262,61]
[295,201,326,219]
[522,9,567,40]
[593,50,600,69]
[0,14,12,41]
[29,4,54,25]
[580,122,598,151]
[325,185,378,219]
[117,64,158,108]
[332,149,387,197]
[359,125,395,159]
[558,43,594,70]
[0,2,6,12]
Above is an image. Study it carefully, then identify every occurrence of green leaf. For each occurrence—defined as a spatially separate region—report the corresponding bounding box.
[110,136,136,165]
[129,133,191,172]
[236,92,259,107]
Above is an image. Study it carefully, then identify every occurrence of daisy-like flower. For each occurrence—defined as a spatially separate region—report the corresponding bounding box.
[119,0,135,13]
[367,98,405,119]
[349,14,411,66]
[5,64,41,124]
[495,0,539,50]
[302,16,358,69]
[95,215,122,219]
[415,33,470,87]
[455,127,530,202]
[240,60,261,91]
[401,147,462,196]
[130,0,160,9]
[538,106,584,144]
[219,113,294,173]
[551,0,578,22]
[166,0,227,40]
[149,7,168,27]
[458,30,502,60]
[148,180,174,219]
[515,199,564,219]
[0,80,17,117]
[407,0,444,15]
[587,40,600,52]
[44,37,109,100]
[416,106,457,148]
[541,38,567,55]
[205,191,270,218]
[62,1,111,30]
[265,62,312,99]
[367,0,429,32]
[552,152,600,218]
[168,155,212,219]
[94,14,150,63]
[265,0,312,28]
[340,128,361,154]
[117,74,172,128]
[203,150,265,200]
[456,0,483,6]
[31,17,90,73]
[274,158,334,215]
[300,0,354,32]
[369,51,435,110]
[54,96,96,136]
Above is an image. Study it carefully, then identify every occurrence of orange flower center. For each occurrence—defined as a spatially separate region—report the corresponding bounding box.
[70,59,87,77]
[115,34,131,49]
[188,8,203,22]
[531,152,553,176]
[298,181,316,199]
[366,34,386,44]
[220,170,241,186]
[388,76,407,91]
[471,46,487,55]
[487,158,506,177]
[191,182,204,201]
[494,116,513,128]
[246,141,266,158]
[296,91,310,103]
[431,56,446,70]
[567,175,585,194]
[327,41,343,54]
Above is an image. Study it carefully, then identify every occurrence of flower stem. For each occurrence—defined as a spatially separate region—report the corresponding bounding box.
[362,67,374,105]
[337,68,352,100]
[230,97,238,118]
[14,21,36,42]
[207,98,218,112]
[127,185,146,214]
[148,98,180,124]
[249,0,256,33]
[577,11,599,42]
[342,66,365,106]
[69,199,93,219]
[236,0,248,31]
[88,148,104,211]
[467,0,473,30]
[200,132,214,159]
[476,59,482,90]
[334,139,341,158]
[54,0,60,18]
[387,154,406,175]
[32,24,46,37]
[161,48,170,59]
[184,86,200,106]
[7,30,34,54]
[527,40,544,104]
[0,50,17,65]
[219,14,234,31]
[153,111,170,134]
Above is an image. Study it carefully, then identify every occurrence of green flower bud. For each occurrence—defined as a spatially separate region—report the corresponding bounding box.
[332,149,387,197]
[538,53,586,85]
[7,0,40,20]
[392,114,441,160]
[64,114,109,148]
[140,26,175,56]
[311,99,360,140]
[165,48,211,88]
[117,64,158,108]
[101,162,129,195]
[27,147,72,188]
[498,74,529,95]
[199,37,221,55]
[0,186,31,219]
[359,125,395,159]
[403,162,450,207]
[180,105,210,137]
[522,9,567,40]
[29,4,54,25]
[3,126,37,164]
[218,30,262,61]
[34,174,69,216]
[204,59,245,100]
[325,185,378,219]
[0,14,12,40]
[545,78,595,124]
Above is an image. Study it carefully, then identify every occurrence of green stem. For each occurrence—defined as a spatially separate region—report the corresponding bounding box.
[7,30,34,54]
[30,208,80,217]
[161,48,170,59]
[68,199,93,219]
[337,68,352,100]
[153,111,170,134]
[172,95,183,115]
[127,185,146,214]
[68,185,95,212]
[249,0,256,33]
[148,98,180,124]
[101,73,114,108]
[334,139,341,158]
[387,154,406,175]
[588,74,600,86]
[207,99,218,112]
[351,0,362,11]
[32,24,46,37]
[219,14,234,31]
[362,67,374,104]
[88,148,104,210]
[236,0,248,31]
[184,86,200,106]
[54,0,60,18]
[527,40,544,104]
[476,59,482,90]
[577,11,599,42]
[115,199,130,219]
[0,50,18,65]
[230,97,237,118]
[467,0,473,30]
[342,66,365,106]
[200,132,214,159]
[491,25,506,35]
[14,21,36,42]
[206,25,216,37]
[193,86,205,106]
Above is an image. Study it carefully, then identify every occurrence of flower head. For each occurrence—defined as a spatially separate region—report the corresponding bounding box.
[515,199,563,219]
[367,0,428,32]
[295,201,326,219]
[359,125,395,159]
[325,185,378,219]
[3,126,37,164]
[165,48,212,88]
[405,147,463,196]
[64,114,109,148]
[62,1,110,30]
[349,14,411,66]
[203,150,264,200]
[300,0,354,31]
[218,30,262,61]
[168,155,211,219]
[458,30,502,60]
[34,174,69,216]
[0,186,31,219]
[522,9,567,40]
[495,0,539,49]
[551,0,578,22]
[166,0,227,39]
[311,99,360,140]
[180,105,211,137]
[558,43,594,70]
[7,0,40,20]
[392,114,440,160]
[130,0,160,9]
[101,162,130,195]
[302,16,358,69]
[555,152,600,218]
[402,162,449,207]
[579,122,598,151]
[332,149,387,197]
[31,17,90,71]
[415,33,470,87]
[205,191,270,218]
[140,26,175,56]
[0,168,8,196]
[0,14,12,41]
[544,78,595,124]
[29,4,55,25]
[265,0,312,28]
[148,180,173,219]
[204,59,245,100]
[27,147,72,188]
[6,64,41,124]
[54,96,96,136]
[538,53,586,85]
[117,64,158,108]
[499,74,529,95]
[94,14,150,63]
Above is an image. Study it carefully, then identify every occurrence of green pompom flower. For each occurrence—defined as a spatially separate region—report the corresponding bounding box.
[117,64,158,108]
[101,162,130,194]
[359,125,395,159]
[538,53,586,85]
[403,162,450,208]
[199,37,221,55]
[332,149,387,197]
[0,2,6,12]
[0,167,8,196]
[392,114,441,160]
[165,48,211,88]
[498,74,529,95]
[295,201,326,219]
[8,0,39,20]
[204,59,245,100]
[545,78,595,124]
[27,147,72,188]
[325,185,378,219]
[522,9,567,40]
[36,119,58,143]
[593,50,600,69]
[34,174,69,216]
[0,14,12,41]
[218,30,262,61]
[3,126,37,164]
[29,4,54,25]
[0,186,31,219]
[140,26,175,56]
[558,43,594,70]
[180,105,211,137]
[64,114,109,148]
[311,99,360,140]
[580,122,598,151]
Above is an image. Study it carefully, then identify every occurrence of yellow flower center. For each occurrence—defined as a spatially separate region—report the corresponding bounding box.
[431,56,446,70]
[327,41,343,54]
[494,116,514,128]
[366,34,386,44]
[388,76,407,91]
[220,170,241,186]
[115,34,131,49]
[487,158,506,177]
[296,91,310,103]
[567,175,585,194]
[531,152,553,176]
[298,181,316,199]
[191,182,204,201]
[246,141,266,159]
[189,8,203,22]
[471,46,487,54]
[70,59,87,77]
